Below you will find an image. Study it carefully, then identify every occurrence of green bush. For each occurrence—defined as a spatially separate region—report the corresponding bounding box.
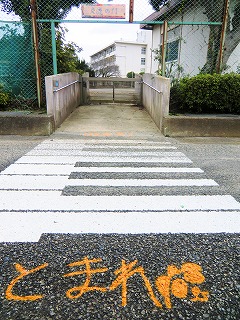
[170,73,240,114]
[0,84,10,107]
[127,71,135,78]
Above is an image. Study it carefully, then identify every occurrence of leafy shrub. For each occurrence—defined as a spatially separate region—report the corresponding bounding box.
[170,73,240,114]
[0,84,10,107]
[127,71,135,78]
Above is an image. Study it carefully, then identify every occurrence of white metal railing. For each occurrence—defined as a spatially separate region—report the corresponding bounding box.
[53,80,80,93]
[142,80,162,94]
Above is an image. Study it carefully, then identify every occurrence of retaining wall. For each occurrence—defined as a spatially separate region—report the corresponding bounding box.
[142,74,170,130]
[0,112,54,136]
[163,115,240,137]
[45,72,82,128]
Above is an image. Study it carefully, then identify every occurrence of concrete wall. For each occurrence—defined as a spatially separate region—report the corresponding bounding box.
[162,116,240,137]
[45,72,82,128]
[142,73,170,130]
[0,113,54,136]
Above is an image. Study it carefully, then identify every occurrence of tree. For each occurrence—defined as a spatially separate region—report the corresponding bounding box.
[0,0,95,20]
[77,60,95,77]
[94,63,120,77]
[56,27,82,73]
[148,0,240,73]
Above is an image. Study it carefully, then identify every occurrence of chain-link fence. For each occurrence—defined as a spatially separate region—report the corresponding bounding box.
[0,21,36,99]
[0,0,239,107]
[145,0,240,81]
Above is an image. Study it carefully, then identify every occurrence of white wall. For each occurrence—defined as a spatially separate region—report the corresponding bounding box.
[226,43,240,72]
[151,24,161,74]
[150,5,211,77]
[115,42,148,77]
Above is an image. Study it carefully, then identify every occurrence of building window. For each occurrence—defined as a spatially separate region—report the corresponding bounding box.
[141,58,146,65]
[141,47,146,54]
[166,40,179,62]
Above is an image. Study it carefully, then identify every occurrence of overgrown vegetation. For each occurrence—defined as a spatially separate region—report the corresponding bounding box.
[0,84,10,107]
[0,88,46,112]
[170,73,240,114]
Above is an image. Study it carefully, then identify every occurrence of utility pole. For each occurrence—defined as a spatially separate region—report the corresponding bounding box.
[30,0,42,108]
[217,0,230,73]
[129,0,134,23]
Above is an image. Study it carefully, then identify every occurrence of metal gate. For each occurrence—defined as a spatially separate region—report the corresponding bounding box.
[83,76,142,105]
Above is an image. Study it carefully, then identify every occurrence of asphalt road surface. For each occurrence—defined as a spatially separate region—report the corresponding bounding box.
[0,105,239,319]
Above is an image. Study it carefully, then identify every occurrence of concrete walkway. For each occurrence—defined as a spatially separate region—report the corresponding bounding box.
[56,103,160,137]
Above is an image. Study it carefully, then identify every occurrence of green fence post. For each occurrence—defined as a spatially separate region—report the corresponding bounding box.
[161,20,168,77]
[51,21,58,75]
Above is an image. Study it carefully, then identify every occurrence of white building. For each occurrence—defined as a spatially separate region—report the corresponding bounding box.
[141,0,240,77]
[90,30,152,77]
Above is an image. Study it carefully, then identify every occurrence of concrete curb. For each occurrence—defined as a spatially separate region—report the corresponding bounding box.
[162,115,240,137]
[1,112,240,137]
[0,112,55,136]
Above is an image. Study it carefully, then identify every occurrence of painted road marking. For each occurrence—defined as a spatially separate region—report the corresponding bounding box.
[15,156,192,164]
[0,192,239,211]
[25,150,185,157]
[1,164,204,175]
[33,145,176,150]
[1,164,75,175]
[0,137,239,243]
[0,176,217,189]
[0,175,69,190]
[39,139,172,144]
[0,211,240,242]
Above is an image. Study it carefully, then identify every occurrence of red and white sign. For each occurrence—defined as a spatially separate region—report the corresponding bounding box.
[81,4,126,19]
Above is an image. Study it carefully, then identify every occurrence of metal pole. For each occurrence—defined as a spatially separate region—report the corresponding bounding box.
[161,20,168,77]
[217,0,230,73]
[113,82,115,103]
[129,0,134,23]
[51,21,58,75]
[30,0,42,108]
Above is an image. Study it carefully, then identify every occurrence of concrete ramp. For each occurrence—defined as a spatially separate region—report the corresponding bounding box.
[56,103,161,137]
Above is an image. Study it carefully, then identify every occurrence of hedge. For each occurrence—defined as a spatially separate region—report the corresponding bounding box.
[170,73,240,114]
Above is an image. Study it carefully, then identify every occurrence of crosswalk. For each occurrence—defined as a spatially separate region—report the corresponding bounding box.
[0,136,240,242]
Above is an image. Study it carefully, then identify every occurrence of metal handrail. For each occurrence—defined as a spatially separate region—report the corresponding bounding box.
[86,77,139,82]
[53,80,80,93]
[142,81,162,94]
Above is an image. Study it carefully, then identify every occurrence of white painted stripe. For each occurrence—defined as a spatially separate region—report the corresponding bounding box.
[1,165,204,175]
[90,146,177,149]
[0,176,69,190]
[16,156,192,164]
[1,164,75,175]
[33,145,177,150]
[40,140,172,145]
[26,150,184,157]
[66,179,218,187]
[1,210,240,242]
[0,192,239,211]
